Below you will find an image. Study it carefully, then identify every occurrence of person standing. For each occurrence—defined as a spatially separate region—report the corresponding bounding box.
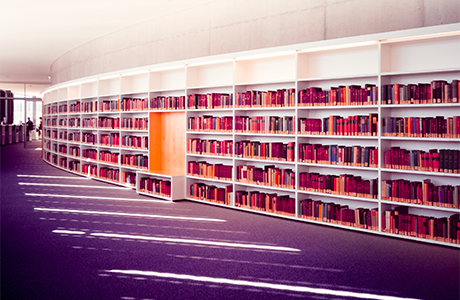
[38,117,42,140]
[26,117,34,141]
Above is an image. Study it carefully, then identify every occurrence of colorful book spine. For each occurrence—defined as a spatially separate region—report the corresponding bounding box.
[382,79,459,104]
[189,183,233,205]
[234,190,295,217]
[121,98,148,111]
[151,96,186,110]
[236,89,295,108]
[234,116,295,134]
[140,178,172,197]
[99,100,119,112]
[59,157,67,168]
[82,101,98,113]
[59,119,68,127]
[382,208,459,243]
[299,172,378,199]
[383,147,459,173]
[99,151,119,164]
[381,179,459,208]
[68,132,80,143]
[59,131,67,141]
[236,165,295,189]
[68,160,80,172]
[69,147,80,157]
[99,117,120,130]
[187,115,233,132]
[82,164,97,177]
[82,118,97,128]
[298,84,378,106]
[299,143,378,167]
[382,116,460,138]
[99,133,120,147]
[82,148,97,160]
[121,117,148,130]
[187,93,233,109]
[299,198,378,230]
[298,113,378,136]
[121,135,148,149]
[120,154,148,169]
[99,167,120,182]
[58,145,67,155]
[187,138,233,156]
[69,118,80,128]
[81,133,96,144]
[187,161,232,181]
[121,171,136,187]
[69,102,80,113]
[235,141,295,162]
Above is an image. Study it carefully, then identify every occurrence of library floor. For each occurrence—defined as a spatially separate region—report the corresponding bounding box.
[1,142,459,300]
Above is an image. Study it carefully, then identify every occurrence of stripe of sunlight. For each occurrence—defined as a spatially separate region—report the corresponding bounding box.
[105,270,422,300]
[35,148,42,150]
[52,230,86,235]
[18,175,90,179]
[34,207,226,222]
[19,182,129,189]
[91,232,300,252]
[26,193,170,203]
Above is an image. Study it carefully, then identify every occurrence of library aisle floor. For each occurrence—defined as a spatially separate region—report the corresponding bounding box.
[1,142,459,300]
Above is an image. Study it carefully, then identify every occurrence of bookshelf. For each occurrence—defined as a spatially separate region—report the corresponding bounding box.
[42,24,460,247]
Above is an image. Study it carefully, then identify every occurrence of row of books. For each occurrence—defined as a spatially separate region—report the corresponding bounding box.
[187,161,232,181]
[234,116,295,134]
[151,96,186,110]
[82,101,97,113]
[122,171,136,187]
[82,164,97,177]
[120,154,148,169]
[82,118,98,128]
[140,177,172,197]
[59,119,67,126]
[59,157,67,168]
[51,131,58,139]
[236,89,295,108]
[58,145,67,155]
[99,151,119,164]
[82,149,98,160]
[381,80,459,105]
[236,165,295,189]
[234,191,295,217]
[99,100,119,112]
[69,102,80,113]
[299,143,378,167]
[120,117,148,130]
[98,117,120,129]
[81,133,96,144]
[383,147,460,173]
[68,160,80,172]
[299,199,378,230]
[381,116,459,138]
[235,141,295,161]
[381,179,459,208]
[121,98,148,111]
[299,172,379,199]
[69,147,80,157]
[187,138,233,156]
[298,114,378,136]
[69,118,80,127]
[59,105,67,113]
[189,183,233,205]
[187,115,233,132]
[100,133,120,147]
[298,84,378,106]
[382,207,459,243]
[59,131,67,140]
[121,135,148,149]
[99,167,120,182]
[188,93,233,109]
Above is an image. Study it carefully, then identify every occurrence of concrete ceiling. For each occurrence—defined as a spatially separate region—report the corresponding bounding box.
[0,0,213,96]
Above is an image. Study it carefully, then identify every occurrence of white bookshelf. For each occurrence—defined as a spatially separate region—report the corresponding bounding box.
[41,24,460,248]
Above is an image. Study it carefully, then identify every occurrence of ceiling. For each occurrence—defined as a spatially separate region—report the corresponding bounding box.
[0,0,213,97]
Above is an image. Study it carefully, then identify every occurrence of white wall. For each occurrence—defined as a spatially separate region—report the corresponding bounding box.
[50,0,460,84]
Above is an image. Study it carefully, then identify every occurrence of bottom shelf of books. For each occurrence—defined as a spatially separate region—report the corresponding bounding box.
[136,170,185,201]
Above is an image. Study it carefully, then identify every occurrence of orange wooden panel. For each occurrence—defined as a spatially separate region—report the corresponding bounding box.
[149,112,185,175]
